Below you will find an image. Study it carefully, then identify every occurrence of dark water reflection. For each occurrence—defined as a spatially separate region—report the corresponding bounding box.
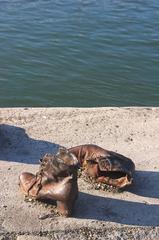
[0,0,159,106]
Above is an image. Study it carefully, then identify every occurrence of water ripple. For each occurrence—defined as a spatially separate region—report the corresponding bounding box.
[0,0,159,106]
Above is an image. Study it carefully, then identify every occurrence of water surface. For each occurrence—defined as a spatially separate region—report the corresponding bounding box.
[0,0,159,107]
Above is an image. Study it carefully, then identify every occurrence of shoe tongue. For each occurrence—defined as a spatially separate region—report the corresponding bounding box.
[56,147,78,166]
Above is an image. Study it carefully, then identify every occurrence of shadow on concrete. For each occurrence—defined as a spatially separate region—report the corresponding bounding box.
[128,170,159,199]
[0,124,59,164]
[75,192,159,227]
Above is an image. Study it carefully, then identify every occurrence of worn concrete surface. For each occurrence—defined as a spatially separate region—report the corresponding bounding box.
[0,107,159,239]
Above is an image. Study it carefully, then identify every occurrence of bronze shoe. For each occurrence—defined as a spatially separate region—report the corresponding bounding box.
[19,147,78,217]
[69,144,135,188]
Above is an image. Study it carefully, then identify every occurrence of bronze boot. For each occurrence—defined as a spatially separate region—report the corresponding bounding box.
[19,147,78,217]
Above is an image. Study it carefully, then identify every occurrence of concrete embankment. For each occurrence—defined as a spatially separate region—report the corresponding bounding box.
[0,107,159,240]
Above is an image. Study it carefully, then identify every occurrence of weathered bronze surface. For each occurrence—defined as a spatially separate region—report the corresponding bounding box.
[19,144,135,217]
[19,147,78,217]
[69,144,135,188]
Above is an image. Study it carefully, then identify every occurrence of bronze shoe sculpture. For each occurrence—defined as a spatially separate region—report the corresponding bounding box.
[69,144,135,189]
[19,147,78,217]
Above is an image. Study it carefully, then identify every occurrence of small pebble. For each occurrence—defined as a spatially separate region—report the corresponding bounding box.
[2,205,7,208]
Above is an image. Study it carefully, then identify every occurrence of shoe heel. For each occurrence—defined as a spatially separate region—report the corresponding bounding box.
[57,200,72,217]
